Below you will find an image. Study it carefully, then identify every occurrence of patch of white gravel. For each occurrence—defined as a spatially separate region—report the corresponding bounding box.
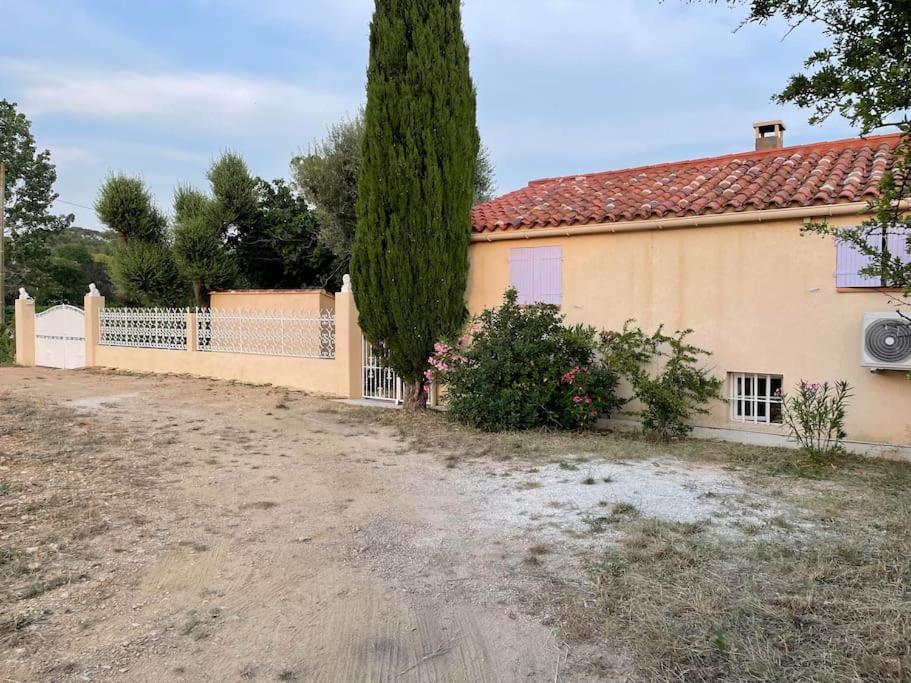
[66,393,140,410]
[461,457,793,545]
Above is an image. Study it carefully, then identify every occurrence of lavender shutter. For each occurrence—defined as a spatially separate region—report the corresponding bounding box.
[835,234,882,287]
[533,246,563,305]
[886,228,911,273]
[509,247,534,304]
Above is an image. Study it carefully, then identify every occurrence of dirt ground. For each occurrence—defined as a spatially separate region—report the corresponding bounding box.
[0,368,581,681]
[2,368,904,682]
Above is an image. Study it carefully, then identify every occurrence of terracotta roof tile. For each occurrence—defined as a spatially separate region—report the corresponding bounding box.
[471,134,902,233]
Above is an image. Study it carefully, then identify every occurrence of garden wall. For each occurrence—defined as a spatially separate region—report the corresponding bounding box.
[17,289,363,399]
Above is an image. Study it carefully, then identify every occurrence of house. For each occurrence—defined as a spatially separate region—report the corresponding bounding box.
[467,122,911,452]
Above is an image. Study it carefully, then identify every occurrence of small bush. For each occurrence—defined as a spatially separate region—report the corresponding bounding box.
[781,380,852,457]
[0,326,14,366]
[602,322,722,441]
[427,289,621,431]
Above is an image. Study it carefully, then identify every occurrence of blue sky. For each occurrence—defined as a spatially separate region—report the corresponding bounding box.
[1,0,855,230]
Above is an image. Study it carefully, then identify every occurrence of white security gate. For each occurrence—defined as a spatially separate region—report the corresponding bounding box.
[35,305,85,369]
[362,336,402,403]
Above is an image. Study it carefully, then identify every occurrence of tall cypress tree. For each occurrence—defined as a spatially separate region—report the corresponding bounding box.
[352,0,479,410]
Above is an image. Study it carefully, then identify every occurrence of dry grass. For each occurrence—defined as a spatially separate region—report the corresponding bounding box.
[542,455,908,680]
[0,392,162,647]
[349,405,911,680]
[352,405,739,464]
[562,500,911,681]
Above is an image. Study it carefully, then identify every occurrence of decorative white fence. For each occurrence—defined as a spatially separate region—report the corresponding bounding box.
[196,309,335,359]
[99,307,189,350]
[19,281,362,398]
[362,336,403,403]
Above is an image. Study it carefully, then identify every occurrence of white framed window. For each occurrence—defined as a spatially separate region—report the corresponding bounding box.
[729,372,783,424]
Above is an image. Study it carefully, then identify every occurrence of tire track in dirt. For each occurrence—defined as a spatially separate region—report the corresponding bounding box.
[1,369,566,681]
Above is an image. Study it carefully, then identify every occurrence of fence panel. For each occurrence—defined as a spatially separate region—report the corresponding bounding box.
[196,309,335,359]
[99,308,188,350]
[362,336,403,403]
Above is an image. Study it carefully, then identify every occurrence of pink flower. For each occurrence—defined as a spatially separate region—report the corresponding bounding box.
[572,395,583,404]
[583,396,592,404]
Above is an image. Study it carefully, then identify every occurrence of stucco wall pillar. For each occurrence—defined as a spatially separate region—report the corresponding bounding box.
[186,312,198,354]
[83,294,105,367]
[334,288,363,399]
[14,298,36,367]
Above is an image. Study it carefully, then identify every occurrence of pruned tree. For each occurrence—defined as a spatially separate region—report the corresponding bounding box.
[95,175,167,244]
[352,0,479,410]
[208,152,259,249]
[172,185,236,306]
[96,174,184,305]
[110,240,184,307]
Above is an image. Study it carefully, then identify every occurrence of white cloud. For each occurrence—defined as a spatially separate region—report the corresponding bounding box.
[2,61,356,133]
[463,0,737,59]
[190,0,373,37]
[49,145,101,165]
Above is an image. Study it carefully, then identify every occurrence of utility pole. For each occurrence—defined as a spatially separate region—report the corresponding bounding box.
[0,162,5,328]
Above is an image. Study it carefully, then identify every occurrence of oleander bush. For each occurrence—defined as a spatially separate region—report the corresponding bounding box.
[426,289,621,431]
[781,379,852,457]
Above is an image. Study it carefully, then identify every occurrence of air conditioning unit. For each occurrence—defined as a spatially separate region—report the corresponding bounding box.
[862,312,911,370]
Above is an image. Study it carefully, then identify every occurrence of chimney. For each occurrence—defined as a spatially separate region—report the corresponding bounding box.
[753,120,786,151]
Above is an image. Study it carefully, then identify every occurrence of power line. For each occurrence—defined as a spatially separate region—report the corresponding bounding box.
[56,199,94,211]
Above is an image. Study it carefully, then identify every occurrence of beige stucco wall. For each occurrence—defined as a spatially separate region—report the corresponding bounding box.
[85,291,362,399]
[467,214,911,447]
[14,299,36,367]
[92,345,345,395]
[210,289,334,312]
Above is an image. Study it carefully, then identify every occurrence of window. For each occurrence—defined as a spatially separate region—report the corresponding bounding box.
[836,228,910,288]
[509,246,562,305]
[729,373,783,424]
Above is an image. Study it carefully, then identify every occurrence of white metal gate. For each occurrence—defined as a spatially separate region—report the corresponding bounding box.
[362,336,402,403]
[35,305,85,369]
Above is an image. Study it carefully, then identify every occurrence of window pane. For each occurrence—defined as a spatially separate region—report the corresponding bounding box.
[771,376,783,396]
[770,402,782,424]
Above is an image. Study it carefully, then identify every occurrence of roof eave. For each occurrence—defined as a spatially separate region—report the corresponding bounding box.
[470,202,873,243]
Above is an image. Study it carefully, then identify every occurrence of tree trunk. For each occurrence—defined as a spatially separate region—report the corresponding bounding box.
[402,379,427,411]
[192,280,203,308]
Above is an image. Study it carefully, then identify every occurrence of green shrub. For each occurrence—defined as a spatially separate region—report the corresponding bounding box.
[0,326,13,366]
[602,322,722,441]
[781,380,852,457]
[111,241,187,306]
[428,289,621,431]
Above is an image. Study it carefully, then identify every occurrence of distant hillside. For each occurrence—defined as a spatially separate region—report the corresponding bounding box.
[50,226,117,254]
